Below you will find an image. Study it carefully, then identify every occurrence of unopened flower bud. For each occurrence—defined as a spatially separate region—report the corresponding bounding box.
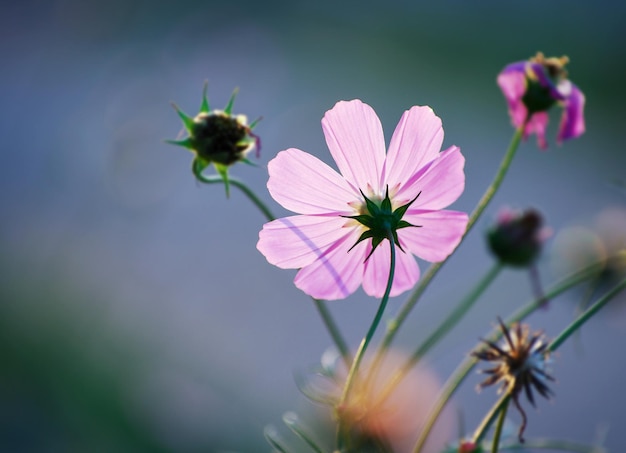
[487,208,547,267]
[167,82,260,195]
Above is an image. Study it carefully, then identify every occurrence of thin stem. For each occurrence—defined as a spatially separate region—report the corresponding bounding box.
[548,277,626,352]
[336,235,397,451]
[411,259,606,453]
[196,173,275,222]
[471,392,510,447]
[375,263,502,405]
[377,124,525,358]
[490,395,510,453]
[196,173,352,366]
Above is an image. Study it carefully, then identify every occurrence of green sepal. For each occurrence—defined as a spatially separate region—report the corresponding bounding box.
[192,157,210,179]
[200,80,210,113]
[393,191,421,220]
[249,116,263,129]
[240,157,258,167]
[164,137,195,151]
[224,87,239,115]
[170,103,195,134]
[214,162,230,198]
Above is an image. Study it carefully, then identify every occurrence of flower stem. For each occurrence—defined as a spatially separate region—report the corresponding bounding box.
[196,173,351,366]
[548,276,626,352]
[374,263,502,405]
[377,125,525,357]
[491,395,510,453]
[471,392,510,447]
[410,259,606,453]
[336,234,397,451]
[196,173,276,222]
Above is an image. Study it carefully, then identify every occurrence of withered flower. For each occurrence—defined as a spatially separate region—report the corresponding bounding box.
[473,318,554,442]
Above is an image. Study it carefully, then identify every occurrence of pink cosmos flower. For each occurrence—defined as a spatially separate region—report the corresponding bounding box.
[257,100,468,300]
[498,52,585,149]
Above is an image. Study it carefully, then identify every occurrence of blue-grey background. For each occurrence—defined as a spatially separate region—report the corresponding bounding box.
[2,1,625,451]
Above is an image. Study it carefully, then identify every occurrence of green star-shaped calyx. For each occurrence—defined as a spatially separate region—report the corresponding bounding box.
[344,187,422,262]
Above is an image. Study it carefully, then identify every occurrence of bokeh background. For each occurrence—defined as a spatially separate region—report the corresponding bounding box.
[2,1,625,451]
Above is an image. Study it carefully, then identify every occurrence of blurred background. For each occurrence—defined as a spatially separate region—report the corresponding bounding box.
[1,0,625,451]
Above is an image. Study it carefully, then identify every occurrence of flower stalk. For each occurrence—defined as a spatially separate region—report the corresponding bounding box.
[336,230,397,451]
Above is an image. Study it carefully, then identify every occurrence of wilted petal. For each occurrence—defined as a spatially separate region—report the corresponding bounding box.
[497,62,528,128]
[557,83,586,143]
[362,240,420,298]
[385,106,443,188]
[267,148,357,215]
[322,100,386,195]
[294,234,367,300]
[257,215,353,269]
[525,112,549,150]
[397,146,465,209]
[401,210,469,262]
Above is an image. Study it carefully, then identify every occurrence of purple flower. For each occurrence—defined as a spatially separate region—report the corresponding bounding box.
[257,100,468,300]
[498,52,585,149]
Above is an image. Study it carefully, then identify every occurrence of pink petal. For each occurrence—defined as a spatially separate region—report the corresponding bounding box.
[401,210,469,262]
[497,65,528,128]
[257,215,353,269]
[557,83,585,143]
[267,148,358,215]
[525,112,549,150]
[321,100,386,195]
[396,146,465,210]
[385,106,444,188]
[294,233,367,300]
[362,240,420,298]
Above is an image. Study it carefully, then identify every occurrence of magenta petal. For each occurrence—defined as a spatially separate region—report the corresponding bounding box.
[294,234,367,300]
[362,240,420,298]
[557,83,586,143]
[397,146,465,209]
[267,148,357,215]
[385,106,443,189]
[257,215,353,269]
[525,112,549,150]
[497,64,528,128]
[322,100,386,194]
[401,210,468,262]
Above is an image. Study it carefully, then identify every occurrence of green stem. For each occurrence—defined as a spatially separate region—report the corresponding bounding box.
[196,173,352,366]
[548,277,626,352]
[491,395,510,453]
[377,125,525,357]
[375,263,502,405]
[336,235,397,451]
[411,259,606,453]
[471,392,510,447]
[196,173,276,222]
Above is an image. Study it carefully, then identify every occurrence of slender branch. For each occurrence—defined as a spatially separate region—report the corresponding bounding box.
[490,395,510,453]
[471,392,510,448]
[336,234,397,450]
[196,173,275,222]
[548,277,626,352]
